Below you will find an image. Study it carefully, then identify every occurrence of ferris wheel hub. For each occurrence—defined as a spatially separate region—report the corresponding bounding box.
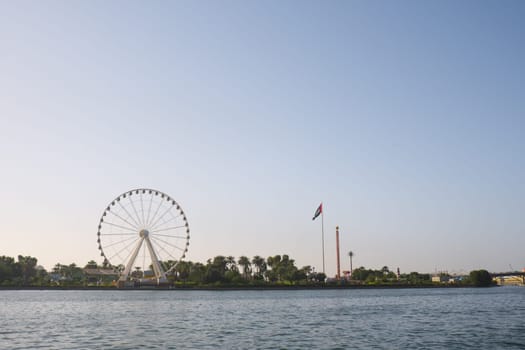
[139,229,149,238]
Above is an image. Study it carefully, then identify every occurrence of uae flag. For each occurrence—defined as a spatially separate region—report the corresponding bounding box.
[312,203,322,220]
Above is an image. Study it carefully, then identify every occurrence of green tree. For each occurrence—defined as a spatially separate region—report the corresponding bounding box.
[226,256,237,272]
[205,256,228,283]
[175,261,191,282]
[189,262,206,283]
[50,262,84,285]
[224,269,242,283]
[351,267,371,281]
[266,255,281,269]
[0,256,17,285]
[18,255,38,285]
[238,256,251,280]
[252,255,267,280]
[265,255,281,282]
[469,269,493,287]
[401,271,431,284]
[295,265,311,282]
[264,254,301,283]
[34,266,48,286]
[311,272,326,283]
[277,255,298,283]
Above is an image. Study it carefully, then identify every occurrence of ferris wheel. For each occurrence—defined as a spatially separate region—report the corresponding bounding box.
[97,188,190,285]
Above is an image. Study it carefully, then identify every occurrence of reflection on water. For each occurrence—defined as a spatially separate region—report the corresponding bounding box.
[1,287,524,349]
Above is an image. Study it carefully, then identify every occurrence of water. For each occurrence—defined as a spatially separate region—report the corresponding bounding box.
[1,287,524,349]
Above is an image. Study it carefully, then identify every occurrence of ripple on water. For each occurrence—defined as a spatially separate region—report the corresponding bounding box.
[1,288,524,349]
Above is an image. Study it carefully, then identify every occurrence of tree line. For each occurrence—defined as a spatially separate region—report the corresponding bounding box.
[0,255,89,287]
[0,254,326,287]
[0,254,494,287]
[169,254,326,286]
[350,266,493,287]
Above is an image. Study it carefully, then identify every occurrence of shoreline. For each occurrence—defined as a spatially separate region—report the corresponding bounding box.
[0,284,490,291]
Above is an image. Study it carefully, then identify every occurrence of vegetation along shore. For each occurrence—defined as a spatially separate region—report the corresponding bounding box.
[0,254,495,289]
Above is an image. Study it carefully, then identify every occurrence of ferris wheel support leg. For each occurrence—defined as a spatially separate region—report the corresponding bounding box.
[120,238,145,282]
[144,236,167,284]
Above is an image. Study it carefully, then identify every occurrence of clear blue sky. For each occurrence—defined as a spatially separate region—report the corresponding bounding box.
[1,1,524,275]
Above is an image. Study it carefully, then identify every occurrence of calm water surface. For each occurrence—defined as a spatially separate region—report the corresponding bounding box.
[1,287,524,349]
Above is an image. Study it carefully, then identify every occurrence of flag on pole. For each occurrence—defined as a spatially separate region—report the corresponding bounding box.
[312,203,322,220]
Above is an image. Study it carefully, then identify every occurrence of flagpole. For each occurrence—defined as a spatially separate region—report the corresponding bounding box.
[321,209,325,274]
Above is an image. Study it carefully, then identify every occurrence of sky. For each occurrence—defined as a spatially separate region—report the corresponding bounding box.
[1,1,524,276]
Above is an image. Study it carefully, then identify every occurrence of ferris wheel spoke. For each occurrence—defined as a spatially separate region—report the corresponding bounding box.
[149,205,175,230]
[108,237,141,262]
[149,213,182,232]
[150,235,186,252]
[150,233,187,239]
[100,232,137,236]
[102,220,138,233]
[145,193,154,226]
[149,238,183,263]
[106,210,139,231]
[117,200,141,228]
[149,237,178,262]
[128,195,143,227]
[149,225,186,234]
[140,192,146,227]
[147,197,164,228]
[104,235,137,249]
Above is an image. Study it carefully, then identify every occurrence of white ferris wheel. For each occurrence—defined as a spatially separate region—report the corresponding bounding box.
[97,188,190,285]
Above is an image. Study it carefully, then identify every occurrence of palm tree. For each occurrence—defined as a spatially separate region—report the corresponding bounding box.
[207,256,228,283]
[348,251,354,278]
[226,256,237,272]
[266,255,281,269]
[238,256,251,280]
[251,255,266,280]
[266,255,283,282]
